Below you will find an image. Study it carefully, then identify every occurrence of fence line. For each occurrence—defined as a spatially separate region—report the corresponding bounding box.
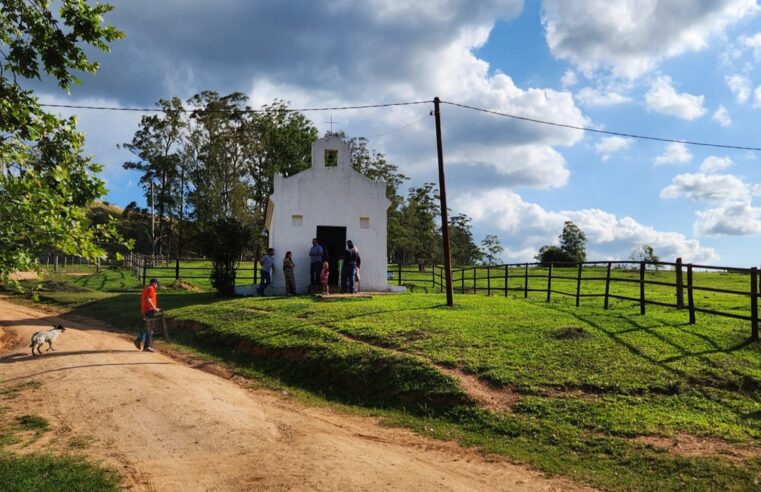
[122,254,759,340]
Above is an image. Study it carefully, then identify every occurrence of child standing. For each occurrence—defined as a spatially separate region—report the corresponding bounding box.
[320,261,330,295]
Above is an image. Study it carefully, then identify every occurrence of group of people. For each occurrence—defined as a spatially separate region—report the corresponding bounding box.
[258,238,361,296]
[133,239,363,352]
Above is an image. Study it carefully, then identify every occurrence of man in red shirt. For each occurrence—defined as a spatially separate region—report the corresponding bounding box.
[135,278,160,352]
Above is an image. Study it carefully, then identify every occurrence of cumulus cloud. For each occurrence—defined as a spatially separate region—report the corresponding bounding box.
[645,76,706,120]
[655,142,692,165]
[699,156,733,172]
[454,188,717,262]
[712,105,732,127]
[754,85,761,108]
[660,173,750,204]
[754,184,761,197]
[696,203,761,236]
[595,136,633,161]
[541,0,759,79]
[576,87,632,106]
[726,74,752,103]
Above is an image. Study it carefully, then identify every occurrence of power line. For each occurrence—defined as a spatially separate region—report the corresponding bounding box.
[366,113,431,139]
[40,100,431,114]
[440,100,761,152]
[39,98,761,152]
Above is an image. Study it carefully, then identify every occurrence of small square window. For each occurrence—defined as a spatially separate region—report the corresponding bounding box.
[291,214,303,227]
[359,217,370,229]
[325,149,338,167]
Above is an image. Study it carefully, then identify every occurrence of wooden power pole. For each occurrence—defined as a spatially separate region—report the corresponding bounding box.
[433,97,454,307]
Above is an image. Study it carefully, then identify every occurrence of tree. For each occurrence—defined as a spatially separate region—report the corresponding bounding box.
[480,234,504,265]
[398,183,441,268]
[535,221,587,266]
[535,245,575,266]
[558,221,587,262]
[121,98,186,257]
[199,218,253,296]
[0,1,123,282]
[630,244,661,270]
[449,214,482,266]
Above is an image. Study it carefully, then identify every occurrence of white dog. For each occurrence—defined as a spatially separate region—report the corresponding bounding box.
[30,324,66,356]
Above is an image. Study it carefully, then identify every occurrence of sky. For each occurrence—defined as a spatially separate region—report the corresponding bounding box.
[38,0,761,267]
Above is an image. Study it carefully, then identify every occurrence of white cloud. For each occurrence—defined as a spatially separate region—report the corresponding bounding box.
[726,74,752,103]
[576,87,632,106]
[699,156,733,173]
[595,136,633,161]
[454,188,717,262]
[712,105,731,127]
[754,184,761,197]
[696,203,761,236]
[740,32,761,60]
[754,85,761,108]
[660,173,750,204]
[655,142,692,165]
[645,76,706,120]
[561,69,578,87]
[542,0,759,79]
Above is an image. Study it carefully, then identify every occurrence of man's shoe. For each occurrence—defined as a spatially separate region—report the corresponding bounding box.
[133,339,141,350]
[143,347,154,353]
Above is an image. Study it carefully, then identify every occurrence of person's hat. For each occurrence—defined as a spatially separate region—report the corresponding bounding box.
[150,278,159,285]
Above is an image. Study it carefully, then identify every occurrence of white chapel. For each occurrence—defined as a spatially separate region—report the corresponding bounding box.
[262,134,391,294]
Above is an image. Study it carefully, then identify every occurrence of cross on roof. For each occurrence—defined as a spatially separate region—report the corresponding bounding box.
[324,115,339,132]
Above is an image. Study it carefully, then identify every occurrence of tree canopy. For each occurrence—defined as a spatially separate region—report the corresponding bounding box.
[0,0,124,281]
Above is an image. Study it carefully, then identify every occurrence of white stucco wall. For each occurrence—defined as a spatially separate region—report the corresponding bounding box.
[260,135,390,295]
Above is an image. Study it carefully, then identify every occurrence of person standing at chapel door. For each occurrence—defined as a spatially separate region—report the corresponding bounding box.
[309,238,323,289]
[258,248,275,296]
[283,251,296,295]
[341,240,360,294]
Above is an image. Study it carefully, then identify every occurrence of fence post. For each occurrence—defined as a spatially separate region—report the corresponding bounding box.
[675,257,684,309]
[575,262,582,307]
[254,260,258,285]
[604,262,612,310]
[460,268,465,293]
[432,264,436,290]
[473,266,477,293]
[504,265,509,297]
[546,264,553,302]
[54,255,58,272]
[398,263,402,286]
[639,261,646,315]
[751,267,758,340]
[175,257,180,281]
[142,258,147,286]
[687,264,695,324]
[487,266,491,296]
[524,263,529,298]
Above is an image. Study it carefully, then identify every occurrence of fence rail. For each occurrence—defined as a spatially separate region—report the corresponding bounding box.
[398,258,759,340]
[123,254,759,340]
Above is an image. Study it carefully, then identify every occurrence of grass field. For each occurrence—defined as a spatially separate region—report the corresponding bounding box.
[7,268,761,491]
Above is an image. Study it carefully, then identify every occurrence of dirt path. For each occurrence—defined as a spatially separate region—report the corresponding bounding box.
[0,297,591,491]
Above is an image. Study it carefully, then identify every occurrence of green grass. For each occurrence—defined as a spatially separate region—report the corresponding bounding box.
[6,270,761,491]
[0,381,119,490]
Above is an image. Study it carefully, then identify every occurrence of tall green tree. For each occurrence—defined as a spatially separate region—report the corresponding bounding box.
[480,234,504,265]
[121,97,186,257]
[449,213,482,266]
[398,183,441,267]
[558,221,587,262]
[0,0,123,281]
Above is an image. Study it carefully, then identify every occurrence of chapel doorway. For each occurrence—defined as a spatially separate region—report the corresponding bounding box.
[316,226,346,287]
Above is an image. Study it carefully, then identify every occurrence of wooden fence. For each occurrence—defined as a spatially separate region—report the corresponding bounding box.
[124,253,258,286]
[416,259,759,340]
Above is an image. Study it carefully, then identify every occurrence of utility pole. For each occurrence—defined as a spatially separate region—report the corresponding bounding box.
[150,181,155,259]
[433,97,454,307]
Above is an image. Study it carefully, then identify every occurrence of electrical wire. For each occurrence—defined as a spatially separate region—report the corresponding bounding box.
[440,100,761,152]
[366,113,431,139]
[39,98,761,152]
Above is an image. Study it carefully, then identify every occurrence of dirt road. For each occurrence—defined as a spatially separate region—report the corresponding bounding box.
[0,297,590,491]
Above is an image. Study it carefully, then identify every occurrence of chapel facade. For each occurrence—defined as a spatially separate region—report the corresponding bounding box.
[263,135,391,294]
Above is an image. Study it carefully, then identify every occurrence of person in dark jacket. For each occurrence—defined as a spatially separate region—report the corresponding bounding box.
[340,240,360,293]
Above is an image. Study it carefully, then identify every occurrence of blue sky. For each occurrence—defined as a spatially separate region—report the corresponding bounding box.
[42,0,761,266]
